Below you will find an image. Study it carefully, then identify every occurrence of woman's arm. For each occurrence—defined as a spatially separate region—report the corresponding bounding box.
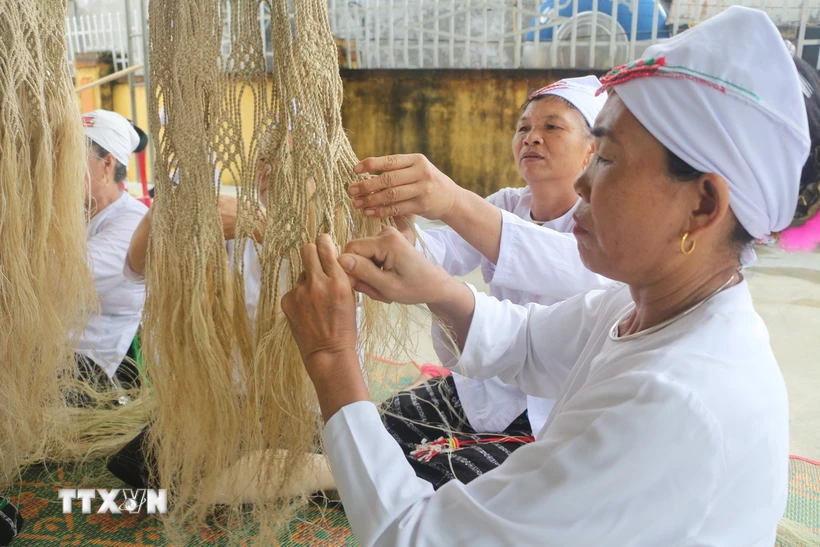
[486,210,618,299]
[126,208,152,277]
[322,371,722,547]
[333,229,605,397]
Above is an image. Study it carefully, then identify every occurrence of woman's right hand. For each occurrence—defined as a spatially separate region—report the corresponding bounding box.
[349,154,464,222]
[338,227,459,305]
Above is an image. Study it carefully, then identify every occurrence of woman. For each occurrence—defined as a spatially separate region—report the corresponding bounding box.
[76,110,149,394]
[350,77,614,488]
[282,7,809,545]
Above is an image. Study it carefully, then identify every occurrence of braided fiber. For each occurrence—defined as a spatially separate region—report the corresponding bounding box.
[143,0,401,541]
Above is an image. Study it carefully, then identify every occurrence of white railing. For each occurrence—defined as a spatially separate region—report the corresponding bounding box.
[65,1,820,74]
[65,9,144,73]
[327,0,820,69]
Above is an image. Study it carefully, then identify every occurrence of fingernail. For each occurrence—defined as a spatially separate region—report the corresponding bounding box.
[353,199,363,208]
[348,185,360,196]
[365,209,375,217]
[340,256,355,271]
[354,164,363,174]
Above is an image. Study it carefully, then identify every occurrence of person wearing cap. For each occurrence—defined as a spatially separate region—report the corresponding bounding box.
[350,76,616,488]
[281,6,809,545]
[77,109,149,389]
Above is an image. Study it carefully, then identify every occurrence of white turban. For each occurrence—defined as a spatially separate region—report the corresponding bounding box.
[599,6,810,239]
[528,75,607,128]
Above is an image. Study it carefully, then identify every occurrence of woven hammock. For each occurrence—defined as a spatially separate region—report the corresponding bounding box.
[142,0,402,540]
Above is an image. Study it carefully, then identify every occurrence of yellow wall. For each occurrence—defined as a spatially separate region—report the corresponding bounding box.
[338,69,600,197]
[85,68,599,197]
[111,83,153,183]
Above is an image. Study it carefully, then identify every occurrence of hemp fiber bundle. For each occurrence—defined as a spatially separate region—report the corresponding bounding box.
[0,0,95,486]
[143,0,402,539]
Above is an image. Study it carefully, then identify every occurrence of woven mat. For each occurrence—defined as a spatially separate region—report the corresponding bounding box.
[778,457,820,546]
[5,357,819,547]
[8,462,354,546]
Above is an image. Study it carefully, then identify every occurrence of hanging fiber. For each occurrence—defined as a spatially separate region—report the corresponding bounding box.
[0,0,96,487]
[142,0,405,541]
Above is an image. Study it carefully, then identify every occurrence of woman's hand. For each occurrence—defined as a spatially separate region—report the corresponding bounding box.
[282,235,368,422]
[282,234,359,367]
[338,227,460,305]
[350,154,464,222]
[391,214,418,245]
[339,227,477,354]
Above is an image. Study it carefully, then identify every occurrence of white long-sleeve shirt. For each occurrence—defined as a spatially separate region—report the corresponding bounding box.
[77,191,148,378]
[324,282,788,546]
[418,186,614,433]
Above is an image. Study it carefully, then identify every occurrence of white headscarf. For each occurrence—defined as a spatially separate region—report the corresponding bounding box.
[599,6,810,240]
[528,75,607,128]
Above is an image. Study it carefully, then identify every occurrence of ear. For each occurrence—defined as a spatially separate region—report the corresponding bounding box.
[687,173,732,237]
[103,154,116,176]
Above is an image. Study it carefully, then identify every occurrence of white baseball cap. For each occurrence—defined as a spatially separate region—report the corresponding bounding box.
[82,110,141,167]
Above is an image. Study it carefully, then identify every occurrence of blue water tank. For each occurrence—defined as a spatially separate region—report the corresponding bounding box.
[526,0,669,41]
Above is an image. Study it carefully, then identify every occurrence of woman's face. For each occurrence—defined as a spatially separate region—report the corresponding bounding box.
[572,93,715,285]
[511,96,594,187]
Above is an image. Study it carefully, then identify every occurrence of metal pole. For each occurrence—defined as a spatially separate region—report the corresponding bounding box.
[139,0,153,184]
[124,0,140,185]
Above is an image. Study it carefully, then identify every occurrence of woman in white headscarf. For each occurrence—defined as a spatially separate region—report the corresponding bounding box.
[282,7,811,546]
[349,77,615,488]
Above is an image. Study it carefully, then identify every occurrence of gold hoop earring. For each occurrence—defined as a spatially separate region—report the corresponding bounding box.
[680,232,696,255]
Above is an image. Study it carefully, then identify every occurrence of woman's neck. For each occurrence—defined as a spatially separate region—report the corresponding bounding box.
[527,179,579,223]
[89,186,121,218]
[622,263,740,337]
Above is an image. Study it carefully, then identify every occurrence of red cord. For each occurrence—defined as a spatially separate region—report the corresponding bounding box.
[458,436,535,446]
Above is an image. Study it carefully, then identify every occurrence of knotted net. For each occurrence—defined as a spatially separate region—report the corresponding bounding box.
[143,0,404,539]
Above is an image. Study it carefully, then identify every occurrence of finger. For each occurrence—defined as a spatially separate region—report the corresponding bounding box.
[352,280,392,303]
[349,168,417,198]
[354,154,416,176]
[361,199,423,219]
[299,242,324,279]
[352,183,422,210]
[342,236,397,269]
[316,234,345,278]
[338,253,395,295]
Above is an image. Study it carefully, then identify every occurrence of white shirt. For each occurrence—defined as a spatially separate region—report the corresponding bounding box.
[225,239,266,330]
[123,237,268,331]
[418,186,614,433]
[77,191,148,378]
[324,282,789,546]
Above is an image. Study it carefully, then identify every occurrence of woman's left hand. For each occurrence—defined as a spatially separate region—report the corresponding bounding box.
[282,234,359,374]
[283,235,369,422]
